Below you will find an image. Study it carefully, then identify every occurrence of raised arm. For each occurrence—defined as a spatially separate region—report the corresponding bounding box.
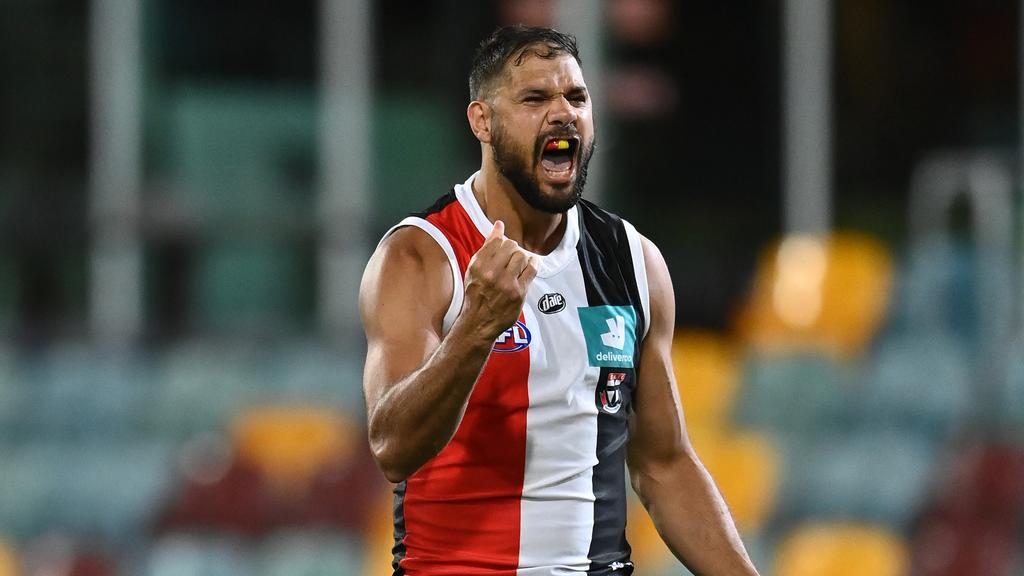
[359,220,539,482]
[626,236,759,575]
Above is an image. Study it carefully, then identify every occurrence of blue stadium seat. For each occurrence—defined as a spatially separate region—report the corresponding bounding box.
[266,341,364,416]
[164,87,316,333]
[373,96,464,233]
[21,345,153,440]
[0,442,62,539]
[258,530,365,576]
[862,332,971,441]
[193,241,309,333]
[48,441,175,540]
[999,340,1024,433]
[891,241,978,343]
[143,534,256,576]
[0,347,25,438]
[164,86,314,219]
[150,341,268,440]
[777,429,936,530]
[0,441,174,541]
[734,352,860,440]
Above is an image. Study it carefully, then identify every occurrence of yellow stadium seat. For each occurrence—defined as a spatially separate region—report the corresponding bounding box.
[689,430,780,534]
[0,537,17,576]
[735,232,893,358]
[231,404,358,499]
[672,331,741,431]
[625,430,779,569]
[364,486,398,576]
[774,522,910,576]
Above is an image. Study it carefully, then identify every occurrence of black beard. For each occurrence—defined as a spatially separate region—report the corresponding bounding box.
[491,123,595,214]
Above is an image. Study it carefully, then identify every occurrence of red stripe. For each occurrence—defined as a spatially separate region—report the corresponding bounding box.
[400,201,530,575]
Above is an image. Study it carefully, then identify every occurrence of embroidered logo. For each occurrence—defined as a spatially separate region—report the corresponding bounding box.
[600,316,626,349]
[600,372,626,414]
[538,292,566,314]
[492,320,531,353]
[578,305,637,367]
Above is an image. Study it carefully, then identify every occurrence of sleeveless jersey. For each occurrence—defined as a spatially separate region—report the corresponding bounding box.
[383,172,650,576]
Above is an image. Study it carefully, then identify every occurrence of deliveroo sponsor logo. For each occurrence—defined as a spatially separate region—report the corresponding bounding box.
[578,305,637,368]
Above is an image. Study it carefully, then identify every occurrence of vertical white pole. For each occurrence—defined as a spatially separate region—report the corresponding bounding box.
[783,0,833,235]
[89,0,143,343]
[556,0,607,205]
[319,0,372,341]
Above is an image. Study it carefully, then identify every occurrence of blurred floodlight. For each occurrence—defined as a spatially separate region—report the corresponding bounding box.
[772,236,827,328]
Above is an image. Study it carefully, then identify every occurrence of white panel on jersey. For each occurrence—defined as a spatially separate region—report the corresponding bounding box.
[380,217,463,333]
[454,172,581,279]
[517,259,599,574]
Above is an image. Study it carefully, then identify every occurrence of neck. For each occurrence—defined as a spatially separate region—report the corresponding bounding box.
[472,166,566,255]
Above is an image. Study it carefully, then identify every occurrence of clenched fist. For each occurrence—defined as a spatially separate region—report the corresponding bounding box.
[459,220,540,342]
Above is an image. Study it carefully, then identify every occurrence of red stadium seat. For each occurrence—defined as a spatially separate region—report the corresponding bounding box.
[158,452,277,537]
[909,443,1024,576]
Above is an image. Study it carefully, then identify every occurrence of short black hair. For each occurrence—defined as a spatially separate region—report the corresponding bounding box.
[469,24,581,101]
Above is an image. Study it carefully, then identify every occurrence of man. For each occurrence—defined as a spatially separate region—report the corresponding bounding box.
[360,24,760,576]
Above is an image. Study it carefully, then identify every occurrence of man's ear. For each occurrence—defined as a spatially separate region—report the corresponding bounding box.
[467,100,492,144]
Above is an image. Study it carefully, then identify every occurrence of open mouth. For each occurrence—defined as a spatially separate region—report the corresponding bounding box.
[540,137,579,176]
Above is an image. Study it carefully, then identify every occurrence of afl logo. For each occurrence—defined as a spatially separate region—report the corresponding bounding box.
[538,292,566,314]
[599,372,626,414]
[493,321,532,353]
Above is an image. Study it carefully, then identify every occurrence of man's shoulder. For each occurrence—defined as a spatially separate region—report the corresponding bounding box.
[374,224,449,272]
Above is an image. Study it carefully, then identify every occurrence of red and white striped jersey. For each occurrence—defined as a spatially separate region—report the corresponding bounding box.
[382,173,651,576]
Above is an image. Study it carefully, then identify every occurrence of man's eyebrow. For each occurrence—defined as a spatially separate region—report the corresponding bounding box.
[516,87,551,98]
[515,85,589,98]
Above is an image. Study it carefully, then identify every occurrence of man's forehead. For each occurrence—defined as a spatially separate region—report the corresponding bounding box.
[503,51,585,88]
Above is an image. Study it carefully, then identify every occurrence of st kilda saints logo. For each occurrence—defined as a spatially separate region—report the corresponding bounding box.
[537,292,566,314]
[599,372,626,414]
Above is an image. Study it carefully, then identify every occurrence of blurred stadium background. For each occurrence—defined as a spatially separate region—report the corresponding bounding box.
[2,0,1024,574]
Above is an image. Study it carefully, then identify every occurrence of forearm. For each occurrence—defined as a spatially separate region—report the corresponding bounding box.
[367,318,494,482]
[632,453,759,576]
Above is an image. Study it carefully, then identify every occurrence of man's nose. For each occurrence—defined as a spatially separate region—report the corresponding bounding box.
[547,95,578,125]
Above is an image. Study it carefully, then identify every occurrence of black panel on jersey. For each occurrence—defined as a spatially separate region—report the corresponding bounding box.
[575,200,647,337]
[413,189,458,218]
[576,199,645,575]
[392,481,407,576]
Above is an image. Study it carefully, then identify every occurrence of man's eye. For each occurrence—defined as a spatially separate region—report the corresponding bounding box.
[523,96,544,103]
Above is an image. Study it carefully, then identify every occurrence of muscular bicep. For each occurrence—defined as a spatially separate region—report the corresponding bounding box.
[628,236,694,470]
[359,226,455,409]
